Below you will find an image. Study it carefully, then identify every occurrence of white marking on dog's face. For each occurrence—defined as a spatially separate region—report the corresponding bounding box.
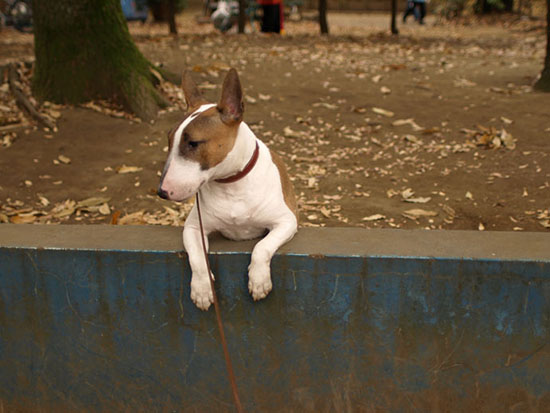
[159,104,216,201]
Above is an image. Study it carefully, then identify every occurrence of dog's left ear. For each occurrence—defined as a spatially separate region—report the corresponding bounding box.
[218,68,244,125]
[182,71,207,109]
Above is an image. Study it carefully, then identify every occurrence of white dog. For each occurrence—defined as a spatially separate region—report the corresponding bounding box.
[158,69,298,310]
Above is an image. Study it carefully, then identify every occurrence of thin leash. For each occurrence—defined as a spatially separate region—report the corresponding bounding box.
[195,192,244,413]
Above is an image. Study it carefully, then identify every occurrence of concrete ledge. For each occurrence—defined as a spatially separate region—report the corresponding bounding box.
[1,225,549,411]
[1,223,549,260]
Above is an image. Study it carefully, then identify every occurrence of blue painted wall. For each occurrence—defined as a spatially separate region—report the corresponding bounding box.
[1,245,549,411]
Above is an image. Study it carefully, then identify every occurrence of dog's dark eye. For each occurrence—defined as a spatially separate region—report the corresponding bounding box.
[182,132,203,151]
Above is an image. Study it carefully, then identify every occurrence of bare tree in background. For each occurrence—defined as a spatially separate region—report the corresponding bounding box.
[391,0,399,34]
[238,0,246,33]
[167,0,177,34]
[319,0,329,34]
[534,0,550,91]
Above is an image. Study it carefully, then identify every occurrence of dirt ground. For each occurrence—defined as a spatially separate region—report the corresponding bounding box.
[1,11,549,232]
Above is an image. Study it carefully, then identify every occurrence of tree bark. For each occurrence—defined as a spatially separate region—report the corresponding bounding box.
[391,0,399,35]
[32,0,167,120]
[168,0,178,34]
[534,0,550,91]
[319,0,329,35]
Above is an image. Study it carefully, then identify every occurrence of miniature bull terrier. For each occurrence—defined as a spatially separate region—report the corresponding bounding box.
[157,69,298,311]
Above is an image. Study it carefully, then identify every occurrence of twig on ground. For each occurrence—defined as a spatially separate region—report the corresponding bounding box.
[7,63,56,131]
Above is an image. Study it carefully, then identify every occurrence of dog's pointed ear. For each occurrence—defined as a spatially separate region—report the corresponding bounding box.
[182,71,206,109]
[217,69,244,125]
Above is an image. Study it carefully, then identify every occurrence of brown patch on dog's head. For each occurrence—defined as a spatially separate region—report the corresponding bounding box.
[171,69,245,170]
[178,106,240,170]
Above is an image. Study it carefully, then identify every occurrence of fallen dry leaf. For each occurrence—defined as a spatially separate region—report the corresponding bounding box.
[308,164,326,176]
[442,204,456,218]
[117,165,143,174]
[76,196,111,208]
[313,102,338,110]
[393,118,423,131]
[51,201,76,218]
[372,107,394,117]
[403,134,422,144]
[401,188,415,199]
[98,203,111,215]
[283,126,302,139]
[421,127,440,135]
[58,155,71,164]
[454,77,476,87]
[402,209,438,220]
[10,214,37,224]
[387,189,398,198]
[500,129,516,149]
[362,214,385,221]
[320,207,331,218]
[404,197,431,204]
[118,210,145,225]
[110,210,121,225]
[465,126,516,150]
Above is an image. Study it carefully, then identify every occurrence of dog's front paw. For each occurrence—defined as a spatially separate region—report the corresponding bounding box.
[248,263,272,301]
[190,275,213,311]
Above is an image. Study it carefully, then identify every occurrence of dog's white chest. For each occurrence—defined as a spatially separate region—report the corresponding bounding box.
[213,199,266,240]
[226,200,251,225]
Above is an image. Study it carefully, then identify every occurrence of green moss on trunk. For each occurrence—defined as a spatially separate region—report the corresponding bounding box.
[32,0,166,120]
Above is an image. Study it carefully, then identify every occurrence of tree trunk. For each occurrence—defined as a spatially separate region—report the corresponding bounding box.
[238,0,246,33]
[168,0,178,34]
[319,0,329,35]
[391,0,399,35]
[32,0,167,120]
[503,0,514,12]
[534,0,550,91]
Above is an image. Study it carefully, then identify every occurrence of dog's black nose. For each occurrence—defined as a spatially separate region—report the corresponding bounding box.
[157,187,169,200]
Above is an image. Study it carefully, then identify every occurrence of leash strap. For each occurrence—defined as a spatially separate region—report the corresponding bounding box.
[195,193,244,413]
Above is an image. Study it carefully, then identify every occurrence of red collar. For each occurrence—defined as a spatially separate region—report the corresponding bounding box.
[215,141,260,184]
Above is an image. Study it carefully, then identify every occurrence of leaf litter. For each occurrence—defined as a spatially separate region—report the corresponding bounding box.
[1,17,548,232]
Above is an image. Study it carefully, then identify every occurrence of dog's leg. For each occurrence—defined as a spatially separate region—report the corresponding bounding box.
[248,215,297,301]
[183,207,214,311]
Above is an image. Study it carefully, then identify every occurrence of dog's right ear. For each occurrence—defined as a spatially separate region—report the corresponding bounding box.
[217,68,243,125]
[182,71,207,109]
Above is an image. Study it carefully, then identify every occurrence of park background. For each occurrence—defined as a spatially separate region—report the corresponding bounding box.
[0,0,549,232]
